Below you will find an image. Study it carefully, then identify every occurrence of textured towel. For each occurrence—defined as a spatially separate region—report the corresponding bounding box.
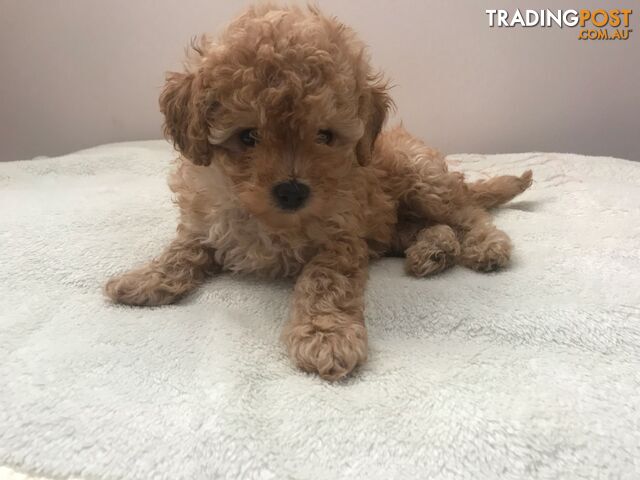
[1,141,639,480]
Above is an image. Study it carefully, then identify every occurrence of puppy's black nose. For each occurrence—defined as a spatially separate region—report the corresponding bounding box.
[272,180,310,211]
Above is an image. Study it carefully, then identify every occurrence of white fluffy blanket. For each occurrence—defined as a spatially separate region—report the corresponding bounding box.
[1,141,639,480]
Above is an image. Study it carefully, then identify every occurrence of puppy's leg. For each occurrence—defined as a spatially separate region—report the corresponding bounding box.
[104,233,217,306]
[468,170,533,209]
[399,186,512,273]
[404,224,460,277]
[282,237,368,381]
[453,206,512,272]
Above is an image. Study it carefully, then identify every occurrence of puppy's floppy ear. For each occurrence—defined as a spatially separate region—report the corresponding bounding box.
[159,70,213,166]
[356,77,392,166]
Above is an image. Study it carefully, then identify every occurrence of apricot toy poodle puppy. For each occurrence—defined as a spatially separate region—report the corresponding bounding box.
[105,4,532,380]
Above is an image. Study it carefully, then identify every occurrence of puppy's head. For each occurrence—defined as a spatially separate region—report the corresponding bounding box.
[160,5,391,230]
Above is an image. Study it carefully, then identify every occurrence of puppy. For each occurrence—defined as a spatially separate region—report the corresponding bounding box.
[105,4,532,380]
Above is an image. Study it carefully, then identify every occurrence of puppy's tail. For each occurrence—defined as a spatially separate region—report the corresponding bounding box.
[467,170,532,209]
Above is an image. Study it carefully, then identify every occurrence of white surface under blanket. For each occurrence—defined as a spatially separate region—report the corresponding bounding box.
[1,141,639,480]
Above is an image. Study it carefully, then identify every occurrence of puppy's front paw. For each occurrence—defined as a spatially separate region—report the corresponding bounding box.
[284,317,368,381]
[104,269,180,306]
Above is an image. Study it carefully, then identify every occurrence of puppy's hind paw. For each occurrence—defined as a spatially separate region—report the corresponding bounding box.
[405,242,458,277]
[518,169,533,191]
[460,230,512,272]
[404,225,460,277]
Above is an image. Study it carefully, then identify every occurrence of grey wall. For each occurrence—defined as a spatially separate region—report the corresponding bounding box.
[1,0,638,161]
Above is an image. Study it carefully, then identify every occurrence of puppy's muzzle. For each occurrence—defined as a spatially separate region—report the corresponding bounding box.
[272,180,310,211]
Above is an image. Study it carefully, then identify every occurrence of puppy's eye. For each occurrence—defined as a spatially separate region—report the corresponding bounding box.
[315,129,334,145]
[239,129,259,147]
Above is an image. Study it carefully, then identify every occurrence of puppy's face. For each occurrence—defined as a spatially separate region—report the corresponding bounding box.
[160,6,390,231]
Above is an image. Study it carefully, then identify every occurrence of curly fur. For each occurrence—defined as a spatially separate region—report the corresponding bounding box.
[105,4,532,381]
